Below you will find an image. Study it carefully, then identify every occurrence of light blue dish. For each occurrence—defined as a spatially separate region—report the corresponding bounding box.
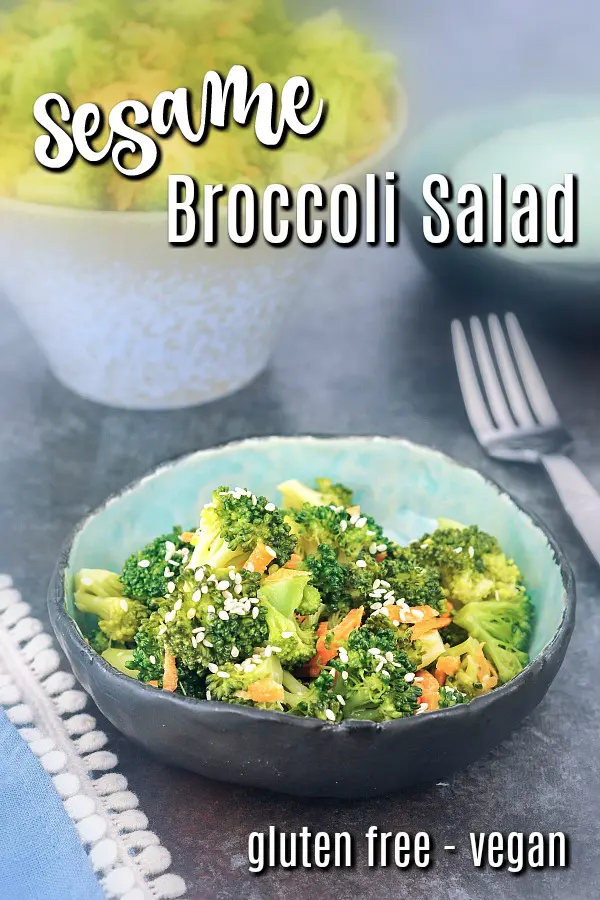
[51,436,575,796]
[401,95,600,313]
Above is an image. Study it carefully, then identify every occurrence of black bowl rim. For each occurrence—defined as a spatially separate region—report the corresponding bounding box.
[48,434,576,735]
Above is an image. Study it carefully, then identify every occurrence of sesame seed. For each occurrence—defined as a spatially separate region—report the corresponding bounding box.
[325,709,336,721]
[417,703,428,713]
[252,607,259,619]
[206,689,212,700]
[368,647,381,656]
[207,605,215,613]
[192,627,204,634]
[164,567,173,577]
[234,584,243,594]
[281,631,294,639]
[195,569,205,582]
[208,663,218,673]
[203,639,213,648]
[245,663,256,672]
[218,671,230,679]
[454,546,463,554]
[373,579,381,589]
[270,646,282,653]
[356,559,367,568]
[371,602,382,610]
[376,659,385,672]
[377,544,388,553]
[341,671,348,681]
[216,580,230,591]
[379,607,390,617]
[173,598,183,612]
[192,590,201,603]
[414,676,424,682]
[251,495,257,506]
[380,580,390,588]
[264,647,272,657]
[381,670,390,678]
[264,545,276,557]
[138,559,150,569]
[245,562,255,572]
[149,655,156,665]
[340,520,347,532]
[167,581,175,594]
[468,546,475,558]
[119,599,129,612]
[231,647,239,658]
[187,608,196,619]
[338,647,349,663]
[223,591,234,602]
[158,625,167,635]
[165,542,175,553]
[369,542,377,555]
[191,636,197,648]
[218,610,229,621]
[385,651,394,662]
[264,502,276,511]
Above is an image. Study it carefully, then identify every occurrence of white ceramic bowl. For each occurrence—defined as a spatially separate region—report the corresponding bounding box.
[0,94,405,409]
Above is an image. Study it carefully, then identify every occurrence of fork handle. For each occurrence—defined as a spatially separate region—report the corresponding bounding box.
[541,453,600,564]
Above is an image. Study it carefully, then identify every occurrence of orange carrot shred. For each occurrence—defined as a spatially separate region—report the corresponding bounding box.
[246,678,284,704]
[283,553,302,570]
[244,542,277,574]
[162,647,178,692]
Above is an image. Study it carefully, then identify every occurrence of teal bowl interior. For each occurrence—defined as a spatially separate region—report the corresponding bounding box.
[66,436,567,663]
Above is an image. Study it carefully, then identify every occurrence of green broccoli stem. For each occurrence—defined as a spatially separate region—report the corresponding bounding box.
[101,648,138,677]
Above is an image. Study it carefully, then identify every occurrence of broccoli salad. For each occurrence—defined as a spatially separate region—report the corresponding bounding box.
[73,478,533,722]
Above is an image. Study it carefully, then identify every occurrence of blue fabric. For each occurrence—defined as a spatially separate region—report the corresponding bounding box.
[0,709,104,900]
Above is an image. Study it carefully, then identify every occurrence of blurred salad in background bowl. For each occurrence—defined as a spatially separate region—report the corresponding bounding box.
[0,0,405,410]
[0,0,401,209]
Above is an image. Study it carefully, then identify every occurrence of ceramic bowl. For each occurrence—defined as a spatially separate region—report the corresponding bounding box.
[401,95,600,319]
[48,436,574,798]
[0,90,406,410]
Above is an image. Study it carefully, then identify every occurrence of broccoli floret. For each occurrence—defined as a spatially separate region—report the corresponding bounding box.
[344,550,446,614]
[130,611,165,684]
[189,486,296,570]
[74,569,148,643]
[163,566,268,671]
[365,614,424,670]
[120,527,188,605]
[261,599,316,668]
[314,478,354,508]
[282,668,343,721]
[205,653,284,707]
[101,647,137,677]
[453,597,531,683]
[289,504,387,563]
[278,477,354,510]
[331,622,422,721]
[304,543,349,612]
[89,629,110,654]
[413,525,523,606]
[258,568,317,617]
[443,636,498,698]
[438,685,468,707]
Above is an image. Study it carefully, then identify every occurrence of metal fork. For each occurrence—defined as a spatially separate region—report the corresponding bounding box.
[452,312,600,565]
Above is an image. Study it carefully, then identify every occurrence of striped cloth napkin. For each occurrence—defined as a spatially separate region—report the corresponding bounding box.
[0,573,187,900]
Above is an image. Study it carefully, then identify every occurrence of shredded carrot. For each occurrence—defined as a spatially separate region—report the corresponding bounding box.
[245,678,285,704]
[162,646,178,692]
[147,680,159,688]
[244,542,277,574]
[307,607,364,677]
[434,655,461,685]
[411,614,452,640]
[181,531,196,543]
[415,669,440,710]
[283,553,302,570]
[474,643,498,692]
[375,552,388,562]
[387,604,439,626]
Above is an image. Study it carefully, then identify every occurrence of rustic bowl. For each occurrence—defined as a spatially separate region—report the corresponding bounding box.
[48,436,575,797]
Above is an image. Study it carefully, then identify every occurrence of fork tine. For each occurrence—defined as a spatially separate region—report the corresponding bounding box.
[469,316,515,430]
[488,314,536,427]
[505,313,561,426]
[451,319,495,441]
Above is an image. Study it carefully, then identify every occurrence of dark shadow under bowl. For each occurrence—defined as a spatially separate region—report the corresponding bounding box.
[48,436,575,798]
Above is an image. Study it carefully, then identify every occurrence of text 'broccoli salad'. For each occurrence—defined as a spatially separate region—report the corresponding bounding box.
[73,478,533,722]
